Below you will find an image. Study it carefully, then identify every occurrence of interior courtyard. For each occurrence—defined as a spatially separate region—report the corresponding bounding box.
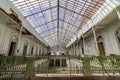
[0,0,120,80]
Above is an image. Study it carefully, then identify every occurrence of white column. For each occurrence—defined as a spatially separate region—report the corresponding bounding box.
[82,34,85,55]
[16,26,23,55]
[92,27,99,55]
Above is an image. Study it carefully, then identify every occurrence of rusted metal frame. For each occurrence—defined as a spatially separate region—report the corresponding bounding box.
[42,31,57,38]
[47,39,69,45]
[40,0,57,45]
[39,26,57,35]
[34,19,57,29]
[47,38,69,43]
[36,0,54,44]
[44,37,56,42]
[23,0,41,30]
[43,32,73,40]
[63,0,82,39]
[83,0,100,17]
[59,18,78,28]
[60,1,102,15]
[24,5,57,18]
[61,0,78,45]
[59,0,69,47]
[16,0,47,9]
[60,0,104,10]
[59,27,77,37]
[48,0,57,47]
[59,5,90,19]
[23,0,48,44]
[57,0,60,47]
[14,0,29,15]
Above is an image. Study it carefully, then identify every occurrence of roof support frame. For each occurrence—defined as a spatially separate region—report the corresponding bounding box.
[59,5,90,19]
[24,5,57,18]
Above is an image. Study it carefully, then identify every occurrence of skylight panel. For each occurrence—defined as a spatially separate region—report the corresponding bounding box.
[10,0,106,47]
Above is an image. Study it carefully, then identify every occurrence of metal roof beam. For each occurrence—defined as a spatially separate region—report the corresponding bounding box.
[34,19,57,29]
[24,5,57,18]
[59,5,90,19]
[39,27,56,34]
[59,18,78,28]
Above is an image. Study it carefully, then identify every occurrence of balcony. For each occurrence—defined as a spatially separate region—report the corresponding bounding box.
[0,55,120,79]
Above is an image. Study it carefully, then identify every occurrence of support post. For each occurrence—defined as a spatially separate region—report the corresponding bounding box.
[16,26,23,55]
[73,44,75,55]
[82,34,85,55]
[92,27,100,55]
[82,56,91,76]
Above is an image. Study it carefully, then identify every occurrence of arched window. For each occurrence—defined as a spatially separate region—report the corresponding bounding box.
[23,41,28,56]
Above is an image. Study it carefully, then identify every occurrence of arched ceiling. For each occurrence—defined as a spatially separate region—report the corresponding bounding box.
[10,0,105,48]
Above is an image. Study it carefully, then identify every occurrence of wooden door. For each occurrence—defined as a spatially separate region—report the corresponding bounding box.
[98,42,105,56]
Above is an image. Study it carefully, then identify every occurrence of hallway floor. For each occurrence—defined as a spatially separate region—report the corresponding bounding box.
[2,76,120,80]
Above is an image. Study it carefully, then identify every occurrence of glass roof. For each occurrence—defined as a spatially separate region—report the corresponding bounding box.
[10,0,105,48]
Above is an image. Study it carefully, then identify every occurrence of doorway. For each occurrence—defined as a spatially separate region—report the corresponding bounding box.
[23,45,27,56]
[55,59,60,67]
[81,39,84,55]
[49,59,54,67]
[62,59,67,67]
[8,42,17,56]
[98,42,105,55]
[31,47,34,55]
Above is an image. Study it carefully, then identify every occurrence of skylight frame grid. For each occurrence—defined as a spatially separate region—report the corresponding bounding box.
[59,0,79,45]
[10,0,106,47]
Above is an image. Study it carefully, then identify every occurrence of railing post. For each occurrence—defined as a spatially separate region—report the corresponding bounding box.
[25,57,35,79]
[114,56,120,73]
[82,56,92,76]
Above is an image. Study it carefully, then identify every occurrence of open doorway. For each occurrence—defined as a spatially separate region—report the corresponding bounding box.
[55,59,60,67]
[49,59,54,67]
[81,38,84,55]
[8,35,18,56]
[23,45,27,56]
[31,47,34,55]
[8,42,17,56]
